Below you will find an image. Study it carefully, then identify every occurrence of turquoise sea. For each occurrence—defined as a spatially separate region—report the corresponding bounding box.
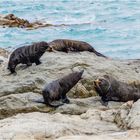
[0,0,140,59]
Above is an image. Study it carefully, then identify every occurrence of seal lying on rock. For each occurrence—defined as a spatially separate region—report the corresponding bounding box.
[94,75,140,103]
[48,39,107,58]
[36,70,84,107]
[8,41,49,74]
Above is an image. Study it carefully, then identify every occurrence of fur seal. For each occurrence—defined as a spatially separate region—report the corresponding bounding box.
[94,75,140,103]
[8,41,49,73]
[48,39,107,58]
[36,70,84,107]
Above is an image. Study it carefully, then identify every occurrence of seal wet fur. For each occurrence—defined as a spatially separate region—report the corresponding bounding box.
[94,75,140,103]
[36,70,84,107]
[48,39,107,58]
[8,41,49,74]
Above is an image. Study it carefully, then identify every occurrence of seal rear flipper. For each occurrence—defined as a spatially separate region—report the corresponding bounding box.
[101,97,108,106]
[95,51,107,58]
[61,97,70,104]
[48,103,64,107]
[91,49,107,58]
[31,99,63,107]
[32,98,45,104]
[35,59,42,65]
[47,100,64,107]
[100,100,108,106]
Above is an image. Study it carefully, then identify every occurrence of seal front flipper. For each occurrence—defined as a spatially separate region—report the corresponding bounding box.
[61,96,70,104]
[100,97,108,106]
[46,98,64,107]
[9,71,17,75]
[35,59,42,65]
[26,62,32,67]
[8,65,16,74]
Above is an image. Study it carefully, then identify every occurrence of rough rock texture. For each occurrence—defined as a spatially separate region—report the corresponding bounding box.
[125,100,140,129]
[0,48,9,58]
[0,51,140,139]
[0,104,140,140]
[0,48,9,65]
[1,52,140,97]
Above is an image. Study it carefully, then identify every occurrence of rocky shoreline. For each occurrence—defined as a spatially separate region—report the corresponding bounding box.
[0,14,98,30]
[0,13,53,29]
[0,49,140,140]
[0,14,69,30]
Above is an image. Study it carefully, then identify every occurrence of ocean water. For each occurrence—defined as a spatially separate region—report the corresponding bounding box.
[0,0,140,59]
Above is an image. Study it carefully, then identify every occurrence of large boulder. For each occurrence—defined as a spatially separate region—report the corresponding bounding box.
[0,51,140,139]
[0,109,120,140]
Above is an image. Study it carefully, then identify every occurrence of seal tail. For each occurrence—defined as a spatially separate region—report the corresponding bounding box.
[90,48,107,58]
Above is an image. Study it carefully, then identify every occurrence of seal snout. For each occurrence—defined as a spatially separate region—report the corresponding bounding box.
[47,45,55,52]
[94,79,101,88]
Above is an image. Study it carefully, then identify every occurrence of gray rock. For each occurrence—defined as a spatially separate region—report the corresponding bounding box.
[0,51,140,139]
[114,101,133,129]
[0,92,53,119]
[0,111,120,140]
